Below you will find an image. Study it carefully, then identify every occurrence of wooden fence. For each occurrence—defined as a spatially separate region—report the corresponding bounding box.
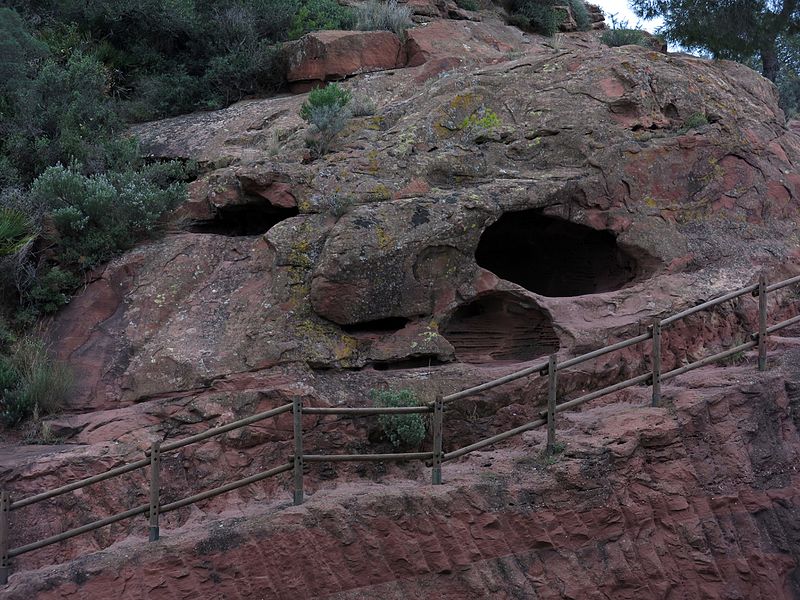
[1,270,799,584]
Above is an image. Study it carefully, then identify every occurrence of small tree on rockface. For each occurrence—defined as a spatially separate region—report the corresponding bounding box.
[630,0,800,83]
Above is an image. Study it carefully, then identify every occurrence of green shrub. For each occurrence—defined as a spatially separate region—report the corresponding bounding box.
[30,163,188,271]
[506,13,531,30]
[456,0,480,10]
[601,27,650,48]
[569,0,590,31]
[371,388,427,449]
[0,336,72,426]
[300,83,352,121]
[24,266,81,315]
[509,0,564,36]
[202,41,286,109]
[0,208,35,257]
[349,95,377,117]
[682,112,709,130]
[300,83,353,156]
[288,0,355,40]
[356,0,414,37]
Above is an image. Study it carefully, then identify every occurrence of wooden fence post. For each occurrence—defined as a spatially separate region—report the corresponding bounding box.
[0,490,9,585]
[758,273,768,372]
[293,397,304,506]
[432,397,444,485]
[651,321,662,407]
[546,354,558,455]
[148,442,160,542]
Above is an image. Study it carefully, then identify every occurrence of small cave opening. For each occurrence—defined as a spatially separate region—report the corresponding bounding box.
[441,293,559,364]
[341,317,411,335]
[188,201,299,236]
[370,355,448,371]
[475,210,643,297]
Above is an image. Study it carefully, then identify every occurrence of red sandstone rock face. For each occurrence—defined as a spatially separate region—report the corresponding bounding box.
[5,13,800,599]
[5,349,800,599]
[285,30,407,90]
[405,19,526,67]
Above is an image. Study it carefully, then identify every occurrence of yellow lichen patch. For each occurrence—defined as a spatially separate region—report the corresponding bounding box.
[375,226,393,249]
[334,335,359,360]
[449,92,481,110]
[370,183,392,201]
[365,115,385,131]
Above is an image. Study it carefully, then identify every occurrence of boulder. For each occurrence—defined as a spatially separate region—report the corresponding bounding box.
[285,30,407,91]
[405,19,527,67]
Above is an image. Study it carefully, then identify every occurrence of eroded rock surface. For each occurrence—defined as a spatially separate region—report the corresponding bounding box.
[5,350,800,599]
[3,8,800,599]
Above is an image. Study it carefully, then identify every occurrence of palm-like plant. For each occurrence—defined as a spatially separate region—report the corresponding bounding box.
[0,207,35,257]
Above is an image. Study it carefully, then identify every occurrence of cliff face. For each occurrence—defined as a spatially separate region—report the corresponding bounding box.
[3,5,800,599]
[6,350,800,599]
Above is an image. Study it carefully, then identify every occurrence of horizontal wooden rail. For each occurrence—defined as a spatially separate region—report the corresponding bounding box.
[768,314,800,334]
[444,418,547,461]
[157,403,294,454]
[302,406,433,415]
[661,284,758,326]
[3,270,800,585]
[303,452,434,463]
[539,372,652,419]
[767,273,800,293]
[557,332,651,371]
[161,462,293,514]
[662,340,757,381]
[442,359,549,403]
[9,504,150,559]
[11,457,151,511]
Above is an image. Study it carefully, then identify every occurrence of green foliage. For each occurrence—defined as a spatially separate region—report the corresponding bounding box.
[509,0,565,36]
[6,1,300,121]
[0,9,48,97]
[456,0,480,10]
[300,84,353,156]
[0,208,35,257]
[300,84,353,121]
[461,109,501,131]
[0,336,72,427]
[630,0,799,82]
[30,163,188,272]
[349,95,377,117]
[1,50,128,184]
[370,388,427,449]
[568,0,591,31]
[601,26,650,48]
[289,0,355,40]
[682,112,709,129]
[23,267,81,317]
[356,0,414,37]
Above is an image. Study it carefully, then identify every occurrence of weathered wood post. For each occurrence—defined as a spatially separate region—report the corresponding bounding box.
[651,321,662,407]
[546,354,558,455]
[432,396,444,485]
[758,273,768,372]
[0,490,9,585]
[293,397,304,505]
[148,441,161,542]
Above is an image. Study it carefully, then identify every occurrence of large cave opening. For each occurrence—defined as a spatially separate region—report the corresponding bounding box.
[189,202,299,236]
[475,210,641,297]
[441,293,559,364]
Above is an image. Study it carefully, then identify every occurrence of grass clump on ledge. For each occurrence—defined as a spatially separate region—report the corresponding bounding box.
[370,388,427,449]
[455,0,480,11]
[600,22,651,48]
[508,0,591,36]
[0,335,73,427]
[300,83,353,157]
[355,0,414,37]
